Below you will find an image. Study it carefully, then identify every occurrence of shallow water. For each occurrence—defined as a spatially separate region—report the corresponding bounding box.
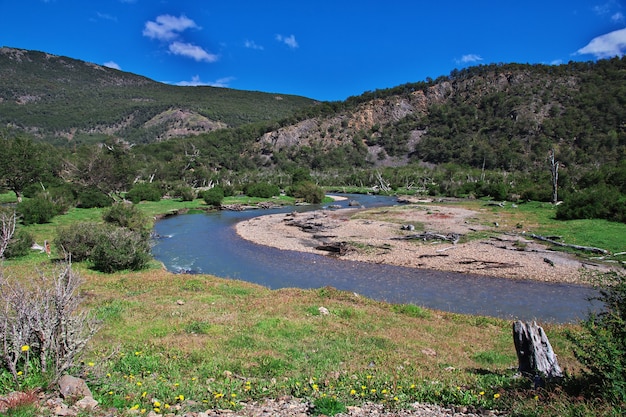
[152,194,598,323]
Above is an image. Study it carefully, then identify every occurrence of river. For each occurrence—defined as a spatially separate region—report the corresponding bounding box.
[151,194,598,323]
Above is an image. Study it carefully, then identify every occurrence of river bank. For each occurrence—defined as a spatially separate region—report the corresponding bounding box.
[235,199,612,285]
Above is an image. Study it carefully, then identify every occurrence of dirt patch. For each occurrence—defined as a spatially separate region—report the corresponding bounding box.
[235,204,612,285]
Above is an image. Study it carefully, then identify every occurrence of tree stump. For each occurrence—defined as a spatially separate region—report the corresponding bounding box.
[513,321,563,382]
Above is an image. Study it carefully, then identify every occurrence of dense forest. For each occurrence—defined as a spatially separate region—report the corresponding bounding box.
[1,47,625,223]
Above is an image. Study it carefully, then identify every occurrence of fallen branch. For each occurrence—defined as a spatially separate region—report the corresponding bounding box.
[458,259,518,269]
[392,232,461,244]
[528,233,609,255]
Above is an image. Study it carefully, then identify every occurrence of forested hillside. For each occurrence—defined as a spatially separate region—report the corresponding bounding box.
[1,48,625,222]
[0,47,317,145]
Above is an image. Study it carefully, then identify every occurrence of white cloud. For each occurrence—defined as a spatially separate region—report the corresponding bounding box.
[175,75,235,87]
[143,15,198,41]
[103,61,121,70]
[96,12,117,22]
[168,41,218,62]
[576,27,626,58]
[276,34,298,48]
[612,12,625,23]
[456,54,483,64]
[245,40,264,50]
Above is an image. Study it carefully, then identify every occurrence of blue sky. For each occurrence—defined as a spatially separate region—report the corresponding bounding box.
[2,0,626,101]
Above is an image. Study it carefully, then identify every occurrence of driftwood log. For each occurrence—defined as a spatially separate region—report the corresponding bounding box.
[392,232,461,244]
[315,242,350,255]
[513,321,563,382]
[528,233,608,255]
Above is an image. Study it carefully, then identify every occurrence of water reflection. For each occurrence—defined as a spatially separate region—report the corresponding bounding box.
[152,195,597,323]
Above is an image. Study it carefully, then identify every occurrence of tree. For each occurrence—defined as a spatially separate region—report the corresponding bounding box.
[0,134,45,201]
[548,149,560,204]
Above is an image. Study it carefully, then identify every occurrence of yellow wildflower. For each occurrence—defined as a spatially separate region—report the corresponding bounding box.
[494,393,500,399]
[21,345,29,352]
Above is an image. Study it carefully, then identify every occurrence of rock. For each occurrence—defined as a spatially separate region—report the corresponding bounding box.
[74,396,98,410]
[421,348,437,357]
[58,375,92,400]
[318,306,330,315]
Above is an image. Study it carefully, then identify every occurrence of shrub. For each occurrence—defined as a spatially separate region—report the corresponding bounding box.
[55,222,103,262]
[288,181,325,204]
[174,185,196,202]
[4,229,33,259]
[103,202,149,233]
[76,188,113,208]
[244,182,280,198]
[90,226,150,273]
[556,185,626,223]
[567,271,626,404]
[202,186,224,207]
[16,196,57,225]
[126,183,163,204]
[0,262,99,384]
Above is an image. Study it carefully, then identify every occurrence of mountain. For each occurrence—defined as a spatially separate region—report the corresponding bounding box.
[2,46,625,175]
[249,59,626,172]
[0,47,318,145]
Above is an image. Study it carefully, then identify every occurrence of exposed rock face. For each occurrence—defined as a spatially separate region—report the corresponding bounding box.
[144,108,228,141]
[252,66,573,168]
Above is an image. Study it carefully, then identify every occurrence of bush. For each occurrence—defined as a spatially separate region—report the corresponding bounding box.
[244,182,280,198]
[4,228,33,259]
[90,226,150,273]
[103,202,149,233]
[202,186,224,207]
[567,271,626,404]
[55,222,102,261]
[0,262,99,384]
[556,185,626,223]
[76,188,113,208]
[174,185,196,202]
[126,183,163,204]
[288,181,325,204]
[17,196,57,225]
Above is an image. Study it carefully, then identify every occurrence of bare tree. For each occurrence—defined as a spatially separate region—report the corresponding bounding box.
[0,209,17,259]
[548,149,559,204]
[0,260,100,383]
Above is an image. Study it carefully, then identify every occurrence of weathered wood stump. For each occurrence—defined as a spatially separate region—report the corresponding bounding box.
[513,321,563,382]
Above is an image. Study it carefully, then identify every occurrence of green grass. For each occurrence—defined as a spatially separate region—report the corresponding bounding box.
[2,196,625,416]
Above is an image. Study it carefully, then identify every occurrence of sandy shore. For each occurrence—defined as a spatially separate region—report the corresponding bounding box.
[235,202,610,285]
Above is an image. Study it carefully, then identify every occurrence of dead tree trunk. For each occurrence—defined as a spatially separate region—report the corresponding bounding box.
[513,321,563,383]
[548,149,559,204]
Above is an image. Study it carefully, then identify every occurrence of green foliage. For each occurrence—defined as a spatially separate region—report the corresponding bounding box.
[202,186,225,207]
[557,184,626,223]
[55,222,102,262]
[16,195,57,225]
[567,271,626,404]
[312,396,346,416]
[90,226,151,273]
[173,185,197,202]
[557,162,626,223]
[3,228,33,259]
[391,303,431,319]
[0,134,46,199]
[288,181,325,204]
[76,187,113,208]
[244,182,280,198]
[103,202,149,233]
[126,183,163,204]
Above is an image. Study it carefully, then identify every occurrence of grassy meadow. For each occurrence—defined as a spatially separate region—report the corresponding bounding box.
[1,192,624,416]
